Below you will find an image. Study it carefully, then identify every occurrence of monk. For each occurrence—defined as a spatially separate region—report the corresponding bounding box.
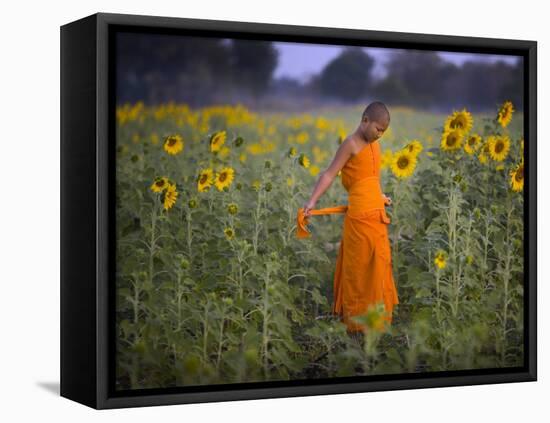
[296,101,399,337]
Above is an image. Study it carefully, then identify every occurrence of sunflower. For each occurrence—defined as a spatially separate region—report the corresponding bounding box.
[219,146,231,159]
[163,134,184,155]
[440,129,464,151]
[404,140,423,156]
[234,136,244,147]
[251,180,261,191]
[487,135,511,162]
[296,131,309,144]
[150,176,170,193]
[520,137,524,159]
[210,130,227,153]
[309,165,320,176]
[214,167,235,191]
[444,108,473,133]
[478,141,491,164]
[363,303,387,332]
[497,101,514,128]
[163,183,178,210]
[381,149,393,169]
[509,161,524,192]
[224,227,235,240]
[197,168,215,192]
[288,147,297,158]
[464,134,482,155]
[298,153,310,168]
[434,250,447,270]
[391,150,417,179]
[227,203,239,215]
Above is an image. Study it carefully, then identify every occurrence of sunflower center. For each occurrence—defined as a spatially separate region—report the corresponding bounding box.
[447,135,457,147]
[219,172,227,182]
[199,174,208,184]
[397,156,409,169]
[468,137,476,146]
[156,180,164,187]
[452,118,464,129]
[168,138,176,146]
[495,141,504,153]
[515,167,524,182]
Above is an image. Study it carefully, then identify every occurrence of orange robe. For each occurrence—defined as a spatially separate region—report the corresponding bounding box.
[296,139,399,333]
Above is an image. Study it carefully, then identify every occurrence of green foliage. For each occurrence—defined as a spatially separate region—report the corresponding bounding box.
[114,104,524,390]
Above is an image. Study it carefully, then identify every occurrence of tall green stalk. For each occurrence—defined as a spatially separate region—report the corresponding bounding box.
[261,263,271,379]
[445,180,461,317]
[499,191,514,365]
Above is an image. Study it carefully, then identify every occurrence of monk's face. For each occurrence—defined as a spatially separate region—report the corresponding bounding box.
[361,116,389,142]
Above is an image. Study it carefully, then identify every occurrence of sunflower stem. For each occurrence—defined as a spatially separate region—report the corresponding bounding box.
[446,176,460,317]
[435,267,442,323]
[186,208,193,258]
[261,260,271,380]
[202,299,209,364]
[130,276,141,389]
[216,310,226,372]
[500,190,513,366]
[149,198,158,288]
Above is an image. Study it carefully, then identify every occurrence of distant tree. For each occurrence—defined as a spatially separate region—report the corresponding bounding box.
[372,50,523,112]
[317,47,375,102]
[116,33,233,105]
[381,50,450,108]
[371,75,412,105]
[496,59,524,111]
[438,59,523,112]
[269,77,305,96]
[228,39,279,104]
[442,60,502,111]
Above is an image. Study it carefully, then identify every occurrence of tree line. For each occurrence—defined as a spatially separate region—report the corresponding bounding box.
[116,33,523,112]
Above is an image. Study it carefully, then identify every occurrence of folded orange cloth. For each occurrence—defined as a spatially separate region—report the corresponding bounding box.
[296,196,391,239]
[296,205,348,239]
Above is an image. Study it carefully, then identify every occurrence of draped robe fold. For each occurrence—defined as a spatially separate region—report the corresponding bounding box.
[296,139,399,333]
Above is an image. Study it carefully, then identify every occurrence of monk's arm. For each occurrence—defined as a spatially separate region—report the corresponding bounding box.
[306,140,353,204]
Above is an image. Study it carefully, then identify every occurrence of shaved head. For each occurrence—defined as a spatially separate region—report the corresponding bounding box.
[362,101,390,124]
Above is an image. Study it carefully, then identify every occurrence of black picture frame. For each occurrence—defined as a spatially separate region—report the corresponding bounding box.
[60,11,537,409]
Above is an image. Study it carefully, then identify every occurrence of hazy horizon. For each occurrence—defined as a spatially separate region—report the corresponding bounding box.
[272,42,521,83]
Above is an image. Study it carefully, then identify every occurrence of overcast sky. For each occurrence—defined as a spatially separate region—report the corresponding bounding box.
[272,42,521,83]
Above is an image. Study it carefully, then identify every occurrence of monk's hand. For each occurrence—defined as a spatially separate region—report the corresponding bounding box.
[383,194,392,206]
[303,199,316,217]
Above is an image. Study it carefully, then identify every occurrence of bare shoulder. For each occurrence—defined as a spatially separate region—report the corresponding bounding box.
[342,135,364,156]
[340,135,356,150]
[322,135,355,178]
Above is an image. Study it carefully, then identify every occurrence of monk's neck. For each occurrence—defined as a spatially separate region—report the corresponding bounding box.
[352,131,375,145]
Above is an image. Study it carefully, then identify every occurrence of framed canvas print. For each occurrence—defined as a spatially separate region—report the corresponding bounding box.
[60,12,537,409]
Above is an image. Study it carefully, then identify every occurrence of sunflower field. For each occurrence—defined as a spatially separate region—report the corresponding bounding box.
[115,101,524,390]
